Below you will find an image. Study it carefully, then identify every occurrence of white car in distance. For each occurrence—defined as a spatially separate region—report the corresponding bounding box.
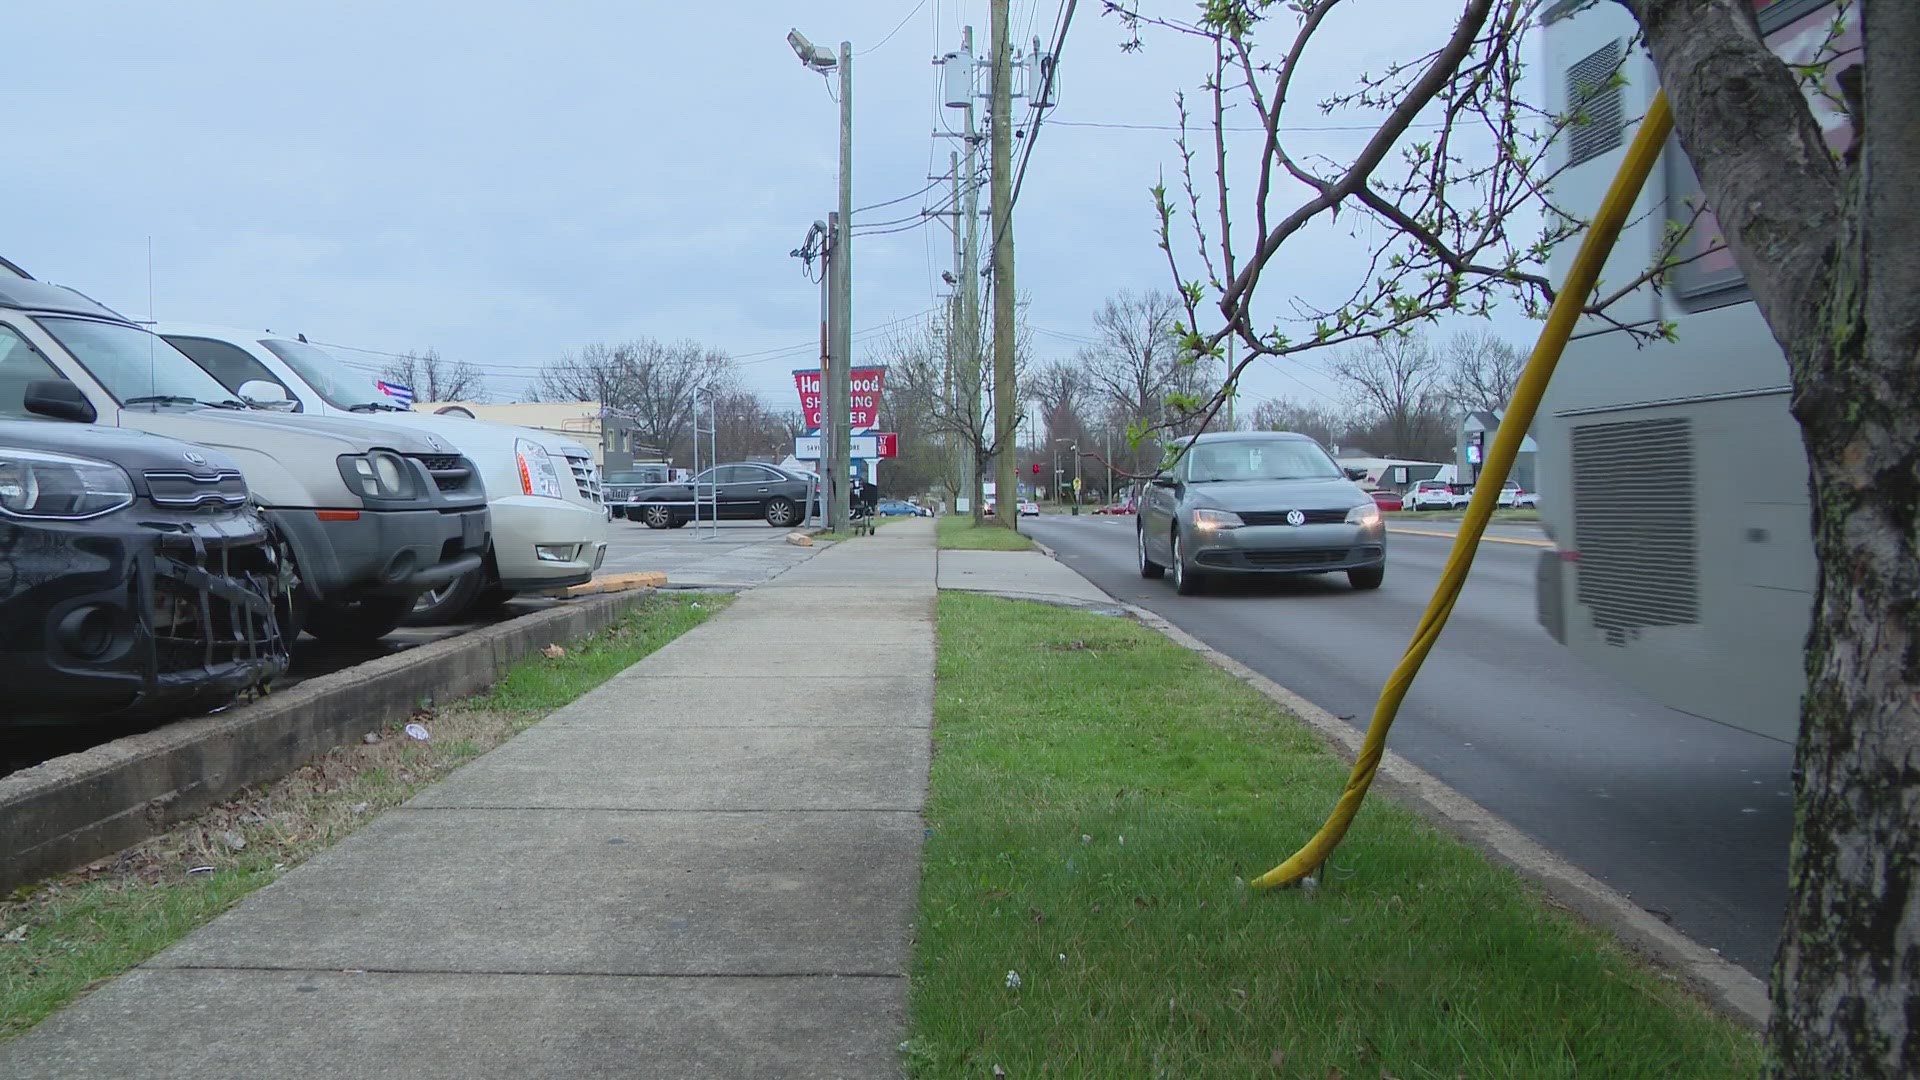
[1404,479,1467,511]
[158,324,609,624]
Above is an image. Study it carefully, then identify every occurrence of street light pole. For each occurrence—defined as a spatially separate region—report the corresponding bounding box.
[832,39,854,533]
[789,28,853,533]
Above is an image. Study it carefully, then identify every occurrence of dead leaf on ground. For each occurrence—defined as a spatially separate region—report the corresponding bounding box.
[1268,1047,1286,1069]
[541,643,567,659]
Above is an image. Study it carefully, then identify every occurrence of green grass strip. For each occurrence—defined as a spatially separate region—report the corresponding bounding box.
[938,516,1036,551]
[907,592,1761,1078]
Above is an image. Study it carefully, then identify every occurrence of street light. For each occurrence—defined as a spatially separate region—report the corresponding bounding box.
[788,26,854,532]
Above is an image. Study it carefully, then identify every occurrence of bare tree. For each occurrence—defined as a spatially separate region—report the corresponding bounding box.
[1079,289,1188,434]
[1327,334,1456,459]
[879,306,1033,519]
[534,339,732,462]
[1115,0,1915,1068]
[1247,397,1349,449]
[1442,328,1525,414]
[380,348,486,403]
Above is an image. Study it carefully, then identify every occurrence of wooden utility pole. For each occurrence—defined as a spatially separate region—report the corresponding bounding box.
[989,0,1017,527]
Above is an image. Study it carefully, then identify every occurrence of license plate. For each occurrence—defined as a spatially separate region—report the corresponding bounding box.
[462,512,487,549]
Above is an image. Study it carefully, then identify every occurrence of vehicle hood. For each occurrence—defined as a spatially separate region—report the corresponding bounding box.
[123,405,451,456]
[0,417,247,478]
[1185,477,1369,512]
[370,412,590,459]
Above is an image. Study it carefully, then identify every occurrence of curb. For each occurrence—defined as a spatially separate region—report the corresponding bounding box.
[0,589,658,894]
[1389,526,1553,548]
[1119,602,1771,1030]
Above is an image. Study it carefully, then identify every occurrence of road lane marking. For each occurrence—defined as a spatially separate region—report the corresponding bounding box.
[1389,526,1553,548]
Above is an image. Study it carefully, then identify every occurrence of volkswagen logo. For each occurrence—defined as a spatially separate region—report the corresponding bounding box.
[1285,509,1306,527]
[182,450,208,466]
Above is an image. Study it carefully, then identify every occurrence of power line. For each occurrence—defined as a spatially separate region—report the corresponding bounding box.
[853,178,942,216]
[1049,118,1450,133]
[860,0,933,55]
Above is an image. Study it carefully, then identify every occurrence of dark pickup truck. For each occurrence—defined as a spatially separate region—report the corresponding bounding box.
[0,418,289,718]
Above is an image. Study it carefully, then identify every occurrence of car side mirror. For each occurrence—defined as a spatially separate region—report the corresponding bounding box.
[1149,474,1177,489]
[23,379,96,423]
[238,379,296,410]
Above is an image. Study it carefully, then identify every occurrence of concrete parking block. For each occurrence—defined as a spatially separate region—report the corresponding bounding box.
[410,725,930,811]
[154,808,923,976]
[0,967,903,1080]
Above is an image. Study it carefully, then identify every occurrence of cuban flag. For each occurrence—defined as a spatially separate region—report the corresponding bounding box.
[376,380,415,407]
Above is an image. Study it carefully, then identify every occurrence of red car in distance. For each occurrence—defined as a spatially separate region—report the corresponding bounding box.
[1094,496,1137,515]
[1368,489,1405,512]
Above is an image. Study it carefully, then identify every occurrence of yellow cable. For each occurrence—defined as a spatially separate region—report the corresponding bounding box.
[1253,91,1676,890]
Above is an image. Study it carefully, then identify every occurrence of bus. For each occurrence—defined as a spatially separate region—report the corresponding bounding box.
[1532,0,1853,743]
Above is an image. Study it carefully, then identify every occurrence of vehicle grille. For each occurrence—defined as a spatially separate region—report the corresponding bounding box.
[144,534,287,676]
[408,454,474,493]
[1237,509,1349,527]
[1571,416,1698,644]
[1237,546,1378,568]
[144,469,249,511]
[565,452,602,504]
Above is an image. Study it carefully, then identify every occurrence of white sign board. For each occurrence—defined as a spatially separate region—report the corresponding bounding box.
[794,435,878,461]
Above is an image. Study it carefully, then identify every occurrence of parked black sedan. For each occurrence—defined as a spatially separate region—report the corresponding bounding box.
[626,462,815,528]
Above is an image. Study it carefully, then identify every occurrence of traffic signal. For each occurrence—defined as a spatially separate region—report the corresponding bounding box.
[1031,463,1040,474]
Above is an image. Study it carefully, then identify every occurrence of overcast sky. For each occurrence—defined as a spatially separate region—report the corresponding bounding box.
[6,1,1541,418]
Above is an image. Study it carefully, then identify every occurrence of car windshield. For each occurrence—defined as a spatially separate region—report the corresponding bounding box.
[259,337,399,411]
[1186,440,1341,483]
[37,317,240,406]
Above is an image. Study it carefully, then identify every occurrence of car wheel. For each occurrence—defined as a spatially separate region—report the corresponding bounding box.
[1172,531,1205,596]
[765,496,799,528]
[1348,565,1385,590]
[304,594,415,644]
[1137,525,1165,579]
[404,567,487,626]
[642,504,673,529]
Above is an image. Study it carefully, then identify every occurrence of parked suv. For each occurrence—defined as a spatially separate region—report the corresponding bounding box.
[1,417,289,717]
[0,279,489,643]
[157,324,608,624]
[602,463,673,518]
[1405,479,1468,511]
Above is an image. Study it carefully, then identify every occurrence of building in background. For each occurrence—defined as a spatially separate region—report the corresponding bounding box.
[416,401,661,471]
[1457,411,1538,493]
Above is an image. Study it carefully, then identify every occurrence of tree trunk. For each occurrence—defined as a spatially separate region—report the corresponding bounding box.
[1629,1,1919,1073]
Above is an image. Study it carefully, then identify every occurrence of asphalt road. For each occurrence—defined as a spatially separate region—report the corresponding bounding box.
[1023,513,1794,977]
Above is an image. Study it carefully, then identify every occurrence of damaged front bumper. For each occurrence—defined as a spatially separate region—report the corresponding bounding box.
[0,508,290,718]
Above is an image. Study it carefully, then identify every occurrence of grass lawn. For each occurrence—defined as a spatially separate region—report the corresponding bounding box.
[937,516,1036,551]
[0,594,725,1043]
[908,593,1761,1078]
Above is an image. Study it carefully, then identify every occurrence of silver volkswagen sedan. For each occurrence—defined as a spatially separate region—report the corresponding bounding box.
[1138,431,1386,595]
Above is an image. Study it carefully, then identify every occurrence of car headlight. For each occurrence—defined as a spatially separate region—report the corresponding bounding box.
[516,438,564,499]
[1346,502,1382,527]
[339,451,419,500]
[0,447,135,519]
[1190,508,1244,530]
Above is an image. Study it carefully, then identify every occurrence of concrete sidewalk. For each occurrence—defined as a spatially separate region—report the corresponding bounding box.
[1,521,938,1079]
[936,547,1115,607]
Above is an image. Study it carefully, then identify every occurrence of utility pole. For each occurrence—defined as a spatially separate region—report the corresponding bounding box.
[817,218,833,525]
[948,149,965,516]
[830,40,854,533]
[989,0,1017,528]
[959,26,983,523]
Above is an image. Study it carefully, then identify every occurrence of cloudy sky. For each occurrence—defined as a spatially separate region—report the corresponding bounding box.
[6,1,1541,418]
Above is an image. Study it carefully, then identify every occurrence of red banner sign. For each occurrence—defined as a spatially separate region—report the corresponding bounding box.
[873,432,898,458]
[793,367,885,433]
